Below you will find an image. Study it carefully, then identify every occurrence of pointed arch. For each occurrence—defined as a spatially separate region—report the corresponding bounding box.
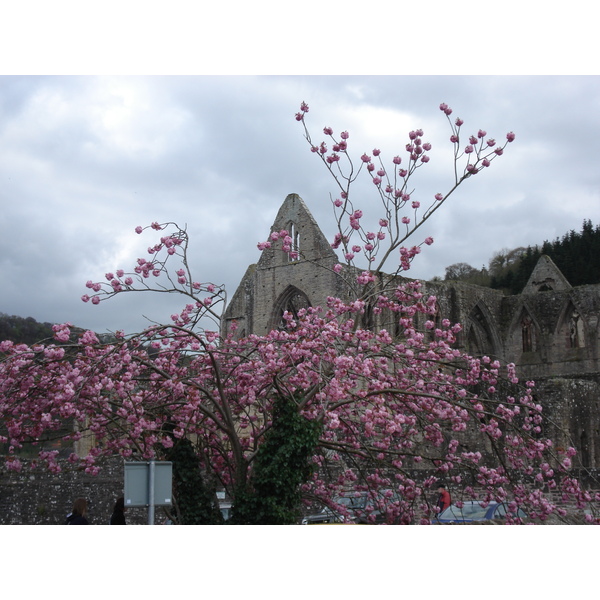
[556,299,587,349]
[507,302,542,357]
[285,219,301,262]
[269,285,312,330]
[464,302,501,358]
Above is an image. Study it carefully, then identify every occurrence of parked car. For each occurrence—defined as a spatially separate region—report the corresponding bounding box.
[433,501,527,524]
[301,490,401,524]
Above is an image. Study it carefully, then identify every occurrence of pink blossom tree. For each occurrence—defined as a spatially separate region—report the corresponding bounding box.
[1,103,596,524]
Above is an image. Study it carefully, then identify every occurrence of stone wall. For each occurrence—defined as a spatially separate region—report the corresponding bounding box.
[222,194,600,469]
[0,457,154,525]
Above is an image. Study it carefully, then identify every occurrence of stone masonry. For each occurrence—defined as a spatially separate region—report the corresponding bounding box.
[223,193,600,468]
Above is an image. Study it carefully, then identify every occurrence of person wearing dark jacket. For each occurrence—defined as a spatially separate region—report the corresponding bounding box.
[65,498,90,524]
[110,497,126,525]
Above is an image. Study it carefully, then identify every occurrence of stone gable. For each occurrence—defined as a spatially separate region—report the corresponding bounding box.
[223,194,600,468]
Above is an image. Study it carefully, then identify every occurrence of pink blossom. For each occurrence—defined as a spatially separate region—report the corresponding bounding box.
[135,226,143,234]
[80,330,99,345]
[506,131,516,142]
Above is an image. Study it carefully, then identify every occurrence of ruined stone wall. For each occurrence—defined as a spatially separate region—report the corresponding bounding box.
[0,457,150,525]
[534,376,600,468]
[222,194,600,471]
[500,285,600,380]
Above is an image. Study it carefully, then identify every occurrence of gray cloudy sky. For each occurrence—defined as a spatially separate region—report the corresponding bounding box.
[1,75,599,335]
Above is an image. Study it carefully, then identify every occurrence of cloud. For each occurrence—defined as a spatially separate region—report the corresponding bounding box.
[0,75,598,334]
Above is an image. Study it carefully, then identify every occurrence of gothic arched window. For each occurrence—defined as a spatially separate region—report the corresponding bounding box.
[270,286,311,330]
[521,314,534,352]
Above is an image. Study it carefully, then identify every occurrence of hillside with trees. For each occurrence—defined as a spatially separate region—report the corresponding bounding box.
[0,313,56,345]
[0,313,117,347]
[442,220,600,294]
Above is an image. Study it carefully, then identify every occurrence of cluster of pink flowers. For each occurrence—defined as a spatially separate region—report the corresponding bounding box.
[294,102,514,278]
[257,229,299,260]
[440,102,516,178]
[0,269,593,521]
[80,222,224,318]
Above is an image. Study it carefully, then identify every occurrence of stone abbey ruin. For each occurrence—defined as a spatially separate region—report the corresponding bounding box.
[223,194,600,471]
[2,193,598,524]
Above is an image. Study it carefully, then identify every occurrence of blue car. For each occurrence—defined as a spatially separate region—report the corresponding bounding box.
[433,501,527,524]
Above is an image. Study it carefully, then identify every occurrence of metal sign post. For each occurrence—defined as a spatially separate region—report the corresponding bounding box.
[124,461,173,525]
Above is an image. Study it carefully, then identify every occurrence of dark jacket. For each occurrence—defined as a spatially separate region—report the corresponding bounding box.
[65,512,89,525]
[110,508,126,525]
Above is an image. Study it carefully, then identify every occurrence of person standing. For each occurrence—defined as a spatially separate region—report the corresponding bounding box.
[65,498,90,524]
[110,497,126,525]
[436,484,451,513]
